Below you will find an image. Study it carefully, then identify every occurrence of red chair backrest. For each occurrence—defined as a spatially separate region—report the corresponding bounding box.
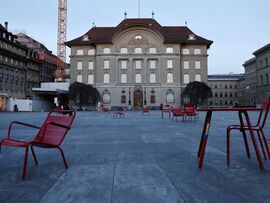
[33,110,76,146]
[184,106,196,113]
[258,98,270,128]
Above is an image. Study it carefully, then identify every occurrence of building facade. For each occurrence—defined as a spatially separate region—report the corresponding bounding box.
[0,23,28,110]
[243,43,270,105]
[66,18,212,109]
[208,74,242,107]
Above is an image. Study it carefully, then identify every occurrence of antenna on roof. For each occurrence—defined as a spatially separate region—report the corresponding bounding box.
[138,0,140,18]
[152,11,155,19]
[92,22,96,27]
[124,11,127,19]
[185,21,187,26]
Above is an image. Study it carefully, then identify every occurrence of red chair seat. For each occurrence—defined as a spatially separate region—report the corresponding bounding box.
[1,139,28,147]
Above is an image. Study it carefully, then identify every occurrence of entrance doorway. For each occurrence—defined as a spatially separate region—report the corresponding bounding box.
[133,90,143,108]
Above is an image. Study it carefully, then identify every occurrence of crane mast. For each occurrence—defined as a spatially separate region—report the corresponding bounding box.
[56,0,67,82]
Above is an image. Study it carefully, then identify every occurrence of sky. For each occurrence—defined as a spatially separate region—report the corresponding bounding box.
[1,0,270,74]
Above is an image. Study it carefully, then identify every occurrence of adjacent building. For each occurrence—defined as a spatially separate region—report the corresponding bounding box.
[66,18,213,109]
[208,73,242,107]
[243,43,270,105]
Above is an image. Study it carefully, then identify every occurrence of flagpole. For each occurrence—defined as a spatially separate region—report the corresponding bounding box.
[138,0,140,18]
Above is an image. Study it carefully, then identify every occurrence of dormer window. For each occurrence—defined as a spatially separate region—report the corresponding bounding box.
[82,35,89,41]
[188,34,196,40]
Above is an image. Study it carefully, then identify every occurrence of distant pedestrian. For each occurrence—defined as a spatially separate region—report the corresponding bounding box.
[160,103,163,110]
[13,104,18,112]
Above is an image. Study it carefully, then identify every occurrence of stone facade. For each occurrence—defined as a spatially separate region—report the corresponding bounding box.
[243,43,270,105]
[208,74,242,107]
[66,18,212,109]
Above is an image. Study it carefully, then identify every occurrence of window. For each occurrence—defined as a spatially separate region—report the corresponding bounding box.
[266,74,269,85]
[167,73,173,83]
[150,95,156,103]
[150,74,156,83]
[88,49,95,55]
[229,92,233,97]
[103,93,110,103]
[195,61,201,69]
[76,49,83,55]
[88,75,94,84]
[104,73,110,83]
[225,84,227,89]
[135,60,141,69]
[225,92,228,97]
[166,47,173,53]
[149,48,156,53]
[194,49,201,55]
[167,60,173,68]
[77,75,82,83]
[166,93,174,103]
[135,48,142,53]
[88,61,94,69]
[235,92,238,97]
[184,74,190,84]
[230,84,232,89]
[135,74,141,83]
[195,74,201,81]
[77,61,83,70]
[121,61,127,69]
[120,48,128,54]
[121,95,126,103]
[266,58,269,66]
[103,48,110,54]
[104,60,109,69]
[220,93,223,97]
[261,75,263,85]
[121,74,127,83]
[149,60,155,69]
[182,48,189,55]
[184,61,189,69]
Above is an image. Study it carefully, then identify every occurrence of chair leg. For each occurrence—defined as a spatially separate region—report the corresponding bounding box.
[241,130,251,158]
[261,130,270,159]
[57,147,68,169]
[227,128,231,167]
[22,146,29,180]
[257,131,267,160]
[30,145,39,165]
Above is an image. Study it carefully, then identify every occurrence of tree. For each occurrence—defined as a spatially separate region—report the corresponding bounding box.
[69,82,101,109]
[183,81,212,107]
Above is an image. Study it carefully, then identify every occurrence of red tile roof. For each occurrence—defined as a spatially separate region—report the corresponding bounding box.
[65,18,213,47]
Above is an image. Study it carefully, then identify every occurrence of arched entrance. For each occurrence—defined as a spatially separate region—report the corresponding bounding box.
[133,90,143,108]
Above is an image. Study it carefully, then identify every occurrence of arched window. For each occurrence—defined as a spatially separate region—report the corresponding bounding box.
[167,73,173,83]
[135,74,141,83]
[104,73,110,83]
[184,74,190,84]
[261,75,264,85]
[121,74,127,83]
[121,61,127,69]
[77,61,82,70]
[150,73,156,83]
[149,47,156,53]
[88,49,95,55]
[88,75,94,84]
[166,91,174,103]
[135,48,142,53]
[104,60,109,69]
[76,49,83,55]
[102,92,111,103]
[195,61,201,69]
[194,48,201,55]
[182,48,190,55]
[184,61,189,69]
[120,48,128,54]
[88,61,93,69]
[103,48,110,54]
[266,73,269,85]
[149,60,156,69]
[266,58,268,66]
[195,74,201,81]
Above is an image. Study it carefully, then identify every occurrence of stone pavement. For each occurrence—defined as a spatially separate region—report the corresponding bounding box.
[0,110,270,203]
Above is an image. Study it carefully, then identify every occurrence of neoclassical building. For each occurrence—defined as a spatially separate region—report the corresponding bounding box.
[66,18,212,109]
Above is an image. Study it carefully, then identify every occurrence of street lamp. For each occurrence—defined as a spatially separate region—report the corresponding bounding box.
[128,84,131,106]
[144,83,147,105]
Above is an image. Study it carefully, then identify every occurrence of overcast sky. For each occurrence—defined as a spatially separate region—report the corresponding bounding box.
[1,0,269,74]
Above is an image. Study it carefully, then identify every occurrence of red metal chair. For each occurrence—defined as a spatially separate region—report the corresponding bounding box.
[183,104,199,121]
[142,107,149,116]
[171,108,185,122]
[161,104,171,119]
[227,98,270,167]
[0,110,76,179]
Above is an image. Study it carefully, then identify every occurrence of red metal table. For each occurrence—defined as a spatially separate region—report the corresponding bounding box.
[197,107,264,170]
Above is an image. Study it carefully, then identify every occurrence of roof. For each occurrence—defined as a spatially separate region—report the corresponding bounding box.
[208,74,243,81]
[253,43,270,56]
[65,18,213,47]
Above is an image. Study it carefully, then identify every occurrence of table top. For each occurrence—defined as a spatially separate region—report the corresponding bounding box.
[197,107,262,112]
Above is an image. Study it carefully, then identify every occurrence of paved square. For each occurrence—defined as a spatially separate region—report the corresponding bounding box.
[0,110,270,202]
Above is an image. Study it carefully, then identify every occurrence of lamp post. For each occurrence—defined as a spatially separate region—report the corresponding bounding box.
[128,85,131,106]
[144,83,147,105]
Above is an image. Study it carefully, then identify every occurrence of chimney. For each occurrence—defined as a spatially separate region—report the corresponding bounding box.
[4,21,8,31]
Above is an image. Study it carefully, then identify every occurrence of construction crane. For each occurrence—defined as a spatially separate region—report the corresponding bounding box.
[56,0,67,82]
